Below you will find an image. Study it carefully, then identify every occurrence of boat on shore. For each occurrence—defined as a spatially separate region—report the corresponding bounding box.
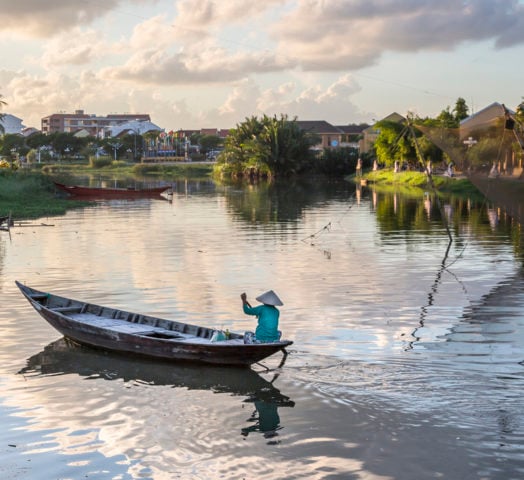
[16,282,292,366]
[0,213,12,231]
[53,181,171,198]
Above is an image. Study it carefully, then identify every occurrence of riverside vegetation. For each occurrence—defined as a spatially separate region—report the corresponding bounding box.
[0,160,214,220]
[1,153,485,222]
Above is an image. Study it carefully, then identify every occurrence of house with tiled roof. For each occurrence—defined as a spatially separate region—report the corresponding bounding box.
[360,112,406,154]
[296,120,344,149]
[335,123,369,148]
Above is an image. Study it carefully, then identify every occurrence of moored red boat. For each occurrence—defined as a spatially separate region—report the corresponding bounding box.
[53,181,171,197]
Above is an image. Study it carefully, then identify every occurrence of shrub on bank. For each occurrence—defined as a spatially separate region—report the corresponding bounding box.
[133,163,161,175]
[89,155,112,168]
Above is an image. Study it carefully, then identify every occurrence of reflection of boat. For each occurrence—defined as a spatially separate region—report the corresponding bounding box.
[53,181,171,197]
[19,338,295,404]
[16,282,293,366]
[20,338,295,439]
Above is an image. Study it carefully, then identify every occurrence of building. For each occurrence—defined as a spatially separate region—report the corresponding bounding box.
[41,110,151,136]
[359,112,406,154]
[107,119,163,138]
[459,102,509,140]
[335,124,369,148]
[460,102,522,177]
[296,120,344,150]
[0,113,26,134]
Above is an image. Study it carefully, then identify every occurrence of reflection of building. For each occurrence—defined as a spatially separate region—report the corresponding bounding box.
[41,110,151,136]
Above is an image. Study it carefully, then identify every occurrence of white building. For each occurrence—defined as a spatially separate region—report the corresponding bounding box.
[0,114,26,134]
[103,119,163,138]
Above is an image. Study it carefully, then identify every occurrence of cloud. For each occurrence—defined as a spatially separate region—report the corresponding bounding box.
[39,28,106,67]
[0,0,125,37]
[205,74,371,127]
[271,0,524,70]
[96,0,524,87]
[101,47,294,85]
[174,0,283,30]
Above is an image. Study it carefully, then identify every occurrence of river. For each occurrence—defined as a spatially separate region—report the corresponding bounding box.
[1,177,523,479]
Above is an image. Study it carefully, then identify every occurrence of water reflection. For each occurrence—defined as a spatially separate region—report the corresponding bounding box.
[19,338,295,439]
[440,266,524,368]
[220,177,355,224]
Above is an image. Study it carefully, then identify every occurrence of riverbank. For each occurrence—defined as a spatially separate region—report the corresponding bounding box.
[0,162,215,221]
[356,169,482,196]
[0,171,89,220]
[40,160,214,179]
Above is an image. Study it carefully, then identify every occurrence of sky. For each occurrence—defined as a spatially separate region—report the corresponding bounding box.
[1,0,524,131]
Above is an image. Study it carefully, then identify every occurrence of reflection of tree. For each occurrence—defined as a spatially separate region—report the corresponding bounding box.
[221,177,355,225]
[372,188,515,244]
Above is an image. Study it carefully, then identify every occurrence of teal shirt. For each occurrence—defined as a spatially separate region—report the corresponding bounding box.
[243,304,280,342]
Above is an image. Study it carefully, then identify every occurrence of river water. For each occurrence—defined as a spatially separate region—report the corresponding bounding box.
[1,177,523,479]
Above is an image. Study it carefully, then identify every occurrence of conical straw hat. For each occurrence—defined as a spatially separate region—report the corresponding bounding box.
[256,290,283,306]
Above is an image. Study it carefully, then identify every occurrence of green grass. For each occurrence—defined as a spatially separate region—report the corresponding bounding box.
[354,169,483,198]
[0,170,89,220]
[36,161,214,179]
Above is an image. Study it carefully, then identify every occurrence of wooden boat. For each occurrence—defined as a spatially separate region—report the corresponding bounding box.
[16,282,293,366]
[53,181,171,197]
[0,213,12,231]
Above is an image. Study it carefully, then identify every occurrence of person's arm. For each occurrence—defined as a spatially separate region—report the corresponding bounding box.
[241,293,260,315]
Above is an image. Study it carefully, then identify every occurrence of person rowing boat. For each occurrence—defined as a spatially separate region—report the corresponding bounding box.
[241,290,283,343]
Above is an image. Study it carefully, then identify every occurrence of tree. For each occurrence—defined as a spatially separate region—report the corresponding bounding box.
[516,97,524,124]
[0,133,27,160]
[198,134,223,156]
[436,107,457,128]
[47,132,88,158]
[453,97,469,122]
[217,114,315,178]
[373,120,415,167]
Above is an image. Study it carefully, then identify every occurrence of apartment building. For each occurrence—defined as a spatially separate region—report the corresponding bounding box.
[41,110,151,136]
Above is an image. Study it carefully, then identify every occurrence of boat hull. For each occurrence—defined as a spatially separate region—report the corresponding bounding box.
[54,182,171,198]
[16,282,292,366]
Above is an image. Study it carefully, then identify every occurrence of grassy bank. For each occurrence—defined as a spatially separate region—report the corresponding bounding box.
[1,162,214,221]
[358,169,483,197]
[39,161,214,179]
[0,171,89,220]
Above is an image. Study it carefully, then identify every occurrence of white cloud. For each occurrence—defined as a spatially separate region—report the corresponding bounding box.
[174,0,283,29]
[39,28,106,67]
[203,74,371,127]
[100,46,294,85]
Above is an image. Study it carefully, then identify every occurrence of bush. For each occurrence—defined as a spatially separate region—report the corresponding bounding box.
[89,155,112,168]
[133,163,162,175]
[111,160,128,168]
